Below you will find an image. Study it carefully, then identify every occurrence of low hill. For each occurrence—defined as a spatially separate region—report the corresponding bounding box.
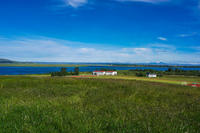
[0,58,38,66]
[0,58,16,63]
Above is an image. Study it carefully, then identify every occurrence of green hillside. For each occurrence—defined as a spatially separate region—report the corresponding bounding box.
[0,76,199,132]
[0,58,15,63]
[0,58,35,65]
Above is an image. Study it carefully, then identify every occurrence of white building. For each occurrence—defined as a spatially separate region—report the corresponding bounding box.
[92,71,117,75]
[147,73,157,77]
[105,71,117,75]
[92,71,106,75]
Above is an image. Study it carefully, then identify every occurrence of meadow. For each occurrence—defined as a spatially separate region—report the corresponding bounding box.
[0,75,200,132]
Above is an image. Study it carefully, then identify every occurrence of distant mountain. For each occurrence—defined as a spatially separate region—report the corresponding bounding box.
[1,58,200,66]
[0,58,35,64]
[148,62,167,65]
[0,58,16,63]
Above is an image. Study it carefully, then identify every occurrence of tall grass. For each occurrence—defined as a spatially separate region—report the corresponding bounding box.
[0,76,200,132]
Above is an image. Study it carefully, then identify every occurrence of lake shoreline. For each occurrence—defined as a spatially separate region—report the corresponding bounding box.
[1,66,200,75]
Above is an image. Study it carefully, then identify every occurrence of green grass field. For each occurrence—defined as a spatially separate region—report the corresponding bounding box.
[0,75,200,132]
[90,75,200,85]
[28,73,200,85]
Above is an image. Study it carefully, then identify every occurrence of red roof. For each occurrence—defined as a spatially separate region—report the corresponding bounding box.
[93,71,116,72]
[187,84,200,87]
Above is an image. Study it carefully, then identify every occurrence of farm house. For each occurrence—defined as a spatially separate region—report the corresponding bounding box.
[92,71,117,75]
[105,71,117,75]
[147,73,157,77]
[92,71,106,75]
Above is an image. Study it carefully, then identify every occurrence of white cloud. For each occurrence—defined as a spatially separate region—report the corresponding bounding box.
[116,0,170,3]
[150,43,175,49]
[149,43,177,55]
[177,32,197,37]
[178,34,190,37]
[0,37,131,62]
[123,48,152,54]
[0,36,199,63]
[190,46,200,51]
[62,0,87,8]
[157,37,167,41]
[78,48,96,53]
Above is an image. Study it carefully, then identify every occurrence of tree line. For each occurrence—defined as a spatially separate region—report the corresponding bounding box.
[117,67,200,77]
[51,67,79,77]
[95,68,116,71]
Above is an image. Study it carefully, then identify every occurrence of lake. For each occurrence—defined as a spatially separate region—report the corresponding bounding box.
[0,66,200,75]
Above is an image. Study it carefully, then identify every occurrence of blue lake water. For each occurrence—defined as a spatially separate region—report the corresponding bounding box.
[0,66,200,75]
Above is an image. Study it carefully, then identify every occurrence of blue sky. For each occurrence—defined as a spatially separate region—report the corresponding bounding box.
[0,0,200,63]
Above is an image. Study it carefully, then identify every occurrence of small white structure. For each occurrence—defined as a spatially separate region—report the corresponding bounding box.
[182,82,187,85]
[92,71,117,75]
[92,71,106,75]
[105,71,117,75]
[147,73,157,77]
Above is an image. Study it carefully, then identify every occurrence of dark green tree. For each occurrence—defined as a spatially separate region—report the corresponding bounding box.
[74,67,79,75]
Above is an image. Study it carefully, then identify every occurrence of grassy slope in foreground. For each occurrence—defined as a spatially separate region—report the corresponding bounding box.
[28,74,200,85]
[0,76,200,132]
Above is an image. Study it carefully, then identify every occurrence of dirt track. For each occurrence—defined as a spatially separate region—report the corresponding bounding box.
[116,76,200,83]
